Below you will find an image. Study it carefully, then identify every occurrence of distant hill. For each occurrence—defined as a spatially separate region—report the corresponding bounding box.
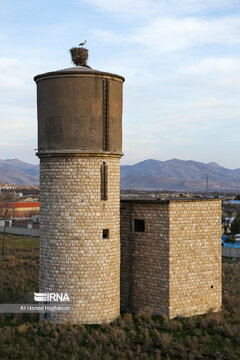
[0,159,39,186]
[120,159,240,192]
[1,158,240,191]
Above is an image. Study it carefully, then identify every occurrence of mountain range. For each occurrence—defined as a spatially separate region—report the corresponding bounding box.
[0,159,39,186]
[120,159,240,192]
[0,158,240,192]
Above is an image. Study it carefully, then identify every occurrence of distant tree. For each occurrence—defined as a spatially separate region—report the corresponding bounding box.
[0,190,16,202]
[235,194,240,200]
[231,215,240,236]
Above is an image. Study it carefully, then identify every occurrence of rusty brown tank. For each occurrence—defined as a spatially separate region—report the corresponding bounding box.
[34,66,124,155]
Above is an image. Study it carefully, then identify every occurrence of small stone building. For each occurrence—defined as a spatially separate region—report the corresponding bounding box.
[120,198,222,318]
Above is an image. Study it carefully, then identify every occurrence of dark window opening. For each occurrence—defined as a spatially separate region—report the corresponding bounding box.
[101,162,108,200]
[103,229,109,239]
[134,219,145,232]
[211,285,213,289]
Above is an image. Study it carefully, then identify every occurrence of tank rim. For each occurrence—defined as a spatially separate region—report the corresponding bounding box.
[34,66,125,82]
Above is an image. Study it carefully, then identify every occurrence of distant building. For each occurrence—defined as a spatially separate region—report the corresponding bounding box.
[21,197,36,202]
[235,234,240,242]
[32,215,40,223]
[0,201,39,219]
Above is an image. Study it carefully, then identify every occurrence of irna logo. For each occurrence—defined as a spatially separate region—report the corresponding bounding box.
[34,293,70,302]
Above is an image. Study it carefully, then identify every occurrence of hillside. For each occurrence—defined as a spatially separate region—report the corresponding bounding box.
[120,159,240,192]
[0,159,39,186]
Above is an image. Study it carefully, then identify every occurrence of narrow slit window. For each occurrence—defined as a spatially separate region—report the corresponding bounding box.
[103,229,109,239]
[134,219,145,232]
[101,162,108,200]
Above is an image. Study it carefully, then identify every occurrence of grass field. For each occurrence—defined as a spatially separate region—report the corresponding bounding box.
[0,234,239,360]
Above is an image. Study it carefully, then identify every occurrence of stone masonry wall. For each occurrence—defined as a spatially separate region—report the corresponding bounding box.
[169,200,222,318]
[120,202,132,311]
[120,199,222,319]
[120,201,170,315]
[40,155,120,324]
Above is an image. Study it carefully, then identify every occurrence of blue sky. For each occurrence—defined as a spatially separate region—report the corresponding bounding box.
[0,0,240,168]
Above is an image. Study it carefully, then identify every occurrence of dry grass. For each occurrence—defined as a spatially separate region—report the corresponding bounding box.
[0,234,239,359]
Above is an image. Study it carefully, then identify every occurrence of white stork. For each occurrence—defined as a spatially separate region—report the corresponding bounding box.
[79,40,87,47]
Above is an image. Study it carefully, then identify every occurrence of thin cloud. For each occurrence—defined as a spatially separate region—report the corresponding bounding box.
[92,29,124,44]
[187,98,237,108]
[92,14,240,54]
[177,58,240,92]
[0,142,26,147]
[181,58,240,74]
[0,123,26,131]
[83,0,240,18]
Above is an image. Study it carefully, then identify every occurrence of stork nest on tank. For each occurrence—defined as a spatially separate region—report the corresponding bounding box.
[70,47,89,67]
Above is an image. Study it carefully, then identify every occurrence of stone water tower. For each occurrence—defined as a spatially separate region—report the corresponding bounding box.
[34,47,124,324]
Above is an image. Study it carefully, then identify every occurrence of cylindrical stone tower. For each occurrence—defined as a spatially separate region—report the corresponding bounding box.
[34,47,124,324]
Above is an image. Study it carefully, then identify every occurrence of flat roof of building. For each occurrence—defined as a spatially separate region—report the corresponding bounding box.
[0,202,40,208]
